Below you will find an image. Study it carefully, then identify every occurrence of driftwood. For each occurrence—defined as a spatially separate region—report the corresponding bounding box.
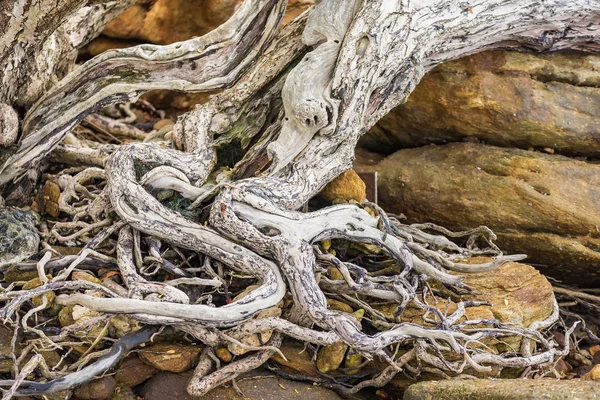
[1,0,599,397]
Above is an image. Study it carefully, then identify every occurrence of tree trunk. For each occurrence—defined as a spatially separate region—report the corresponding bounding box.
[0,0,599,396]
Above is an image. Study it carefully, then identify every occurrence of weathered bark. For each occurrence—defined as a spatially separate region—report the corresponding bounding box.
[0,0,134,107]
[0,0,599,397]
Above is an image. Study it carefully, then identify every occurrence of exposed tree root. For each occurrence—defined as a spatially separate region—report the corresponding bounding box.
[1,0,599,397]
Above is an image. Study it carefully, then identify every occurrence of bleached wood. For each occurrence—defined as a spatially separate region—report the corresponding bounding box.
[1,0,599,396]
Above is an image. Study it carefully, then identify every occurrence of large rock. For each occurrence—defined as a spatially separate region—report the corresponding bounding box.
[92,1,314,111]
[361,50,600,157]
[275,261,553,390]
[102,0,313,45]
[103,0,239,45]
[0,325,21,373]
[403,379,600,400]
[140,370,343,400]
[363,142,600,286]
[374,260,556,393]
[379,261,555,353]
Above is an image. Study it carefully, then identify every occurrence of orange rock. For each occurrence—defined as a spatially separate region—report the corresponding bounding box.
[583,364,600,381]
[153,119,174,131]
[138,343,201,373]
[103,0,240,45]
[86,36,140,56]
[31,181,60,217]
[103,0,314,45]
[318,169,366,204]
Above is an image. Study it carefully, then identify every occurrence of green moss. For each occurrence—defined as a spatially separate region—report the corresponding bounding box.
[160,192,203,222]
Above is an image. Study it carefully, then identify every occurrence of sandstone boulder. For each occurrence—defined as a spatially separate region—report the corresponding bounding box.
[403,379,600,400]
[362,50,600,157]
[102,0,313,45]
[376,261,554,356]
[140,370,343,400]
[103,0,239,45]
[362,142,600,286]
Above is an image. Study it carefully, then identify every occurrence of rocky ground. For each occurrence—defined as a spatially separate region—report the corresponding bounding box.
[1,1,600,399]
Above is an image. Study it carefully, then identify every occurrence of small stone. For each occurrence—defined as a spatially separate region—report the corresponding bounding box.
[589,344,600,358]
[109,385,137,400]
[2,265,39,283]
[327,266,344,281]
[271,340,320,378]
[571,350,593,367]
[153,119,174,130]
[109,315,142,338]
[74,376,117,400]
[583,364,600,380]
[343,348,363,375]
[327,299,353,313]
[58,304,106,343]
[31,181,60,218]
[353,309,365,321]
[575,365,592,377]
[72,270,102,284]
[39,390,72,400]
[0,208,39,269]
[0,325,22,373]
[138,343,201,373]
[140,371,195,400]
[215,347,233,363]
[542,147,555,154]
[22,275,55,307]
[115,355,158,387]
[554,358,572,377]
[317,169,366,204]
[316,342,347,374]
[228,306,282,355]
[38,350,61,369]
[58,304,77,327]
[228,287,283,355]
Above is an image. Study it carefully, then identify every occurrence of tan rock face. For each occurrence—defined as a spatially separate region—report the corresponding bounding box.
[103,0,313,45]
[378,261,554,353]
[362,50,600,157]
[93,1,314,111]
[103,0,239,45]
[140,370,342,400]
[368,142,600,286]
[583,364,600,381]
[404,379,600,400]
